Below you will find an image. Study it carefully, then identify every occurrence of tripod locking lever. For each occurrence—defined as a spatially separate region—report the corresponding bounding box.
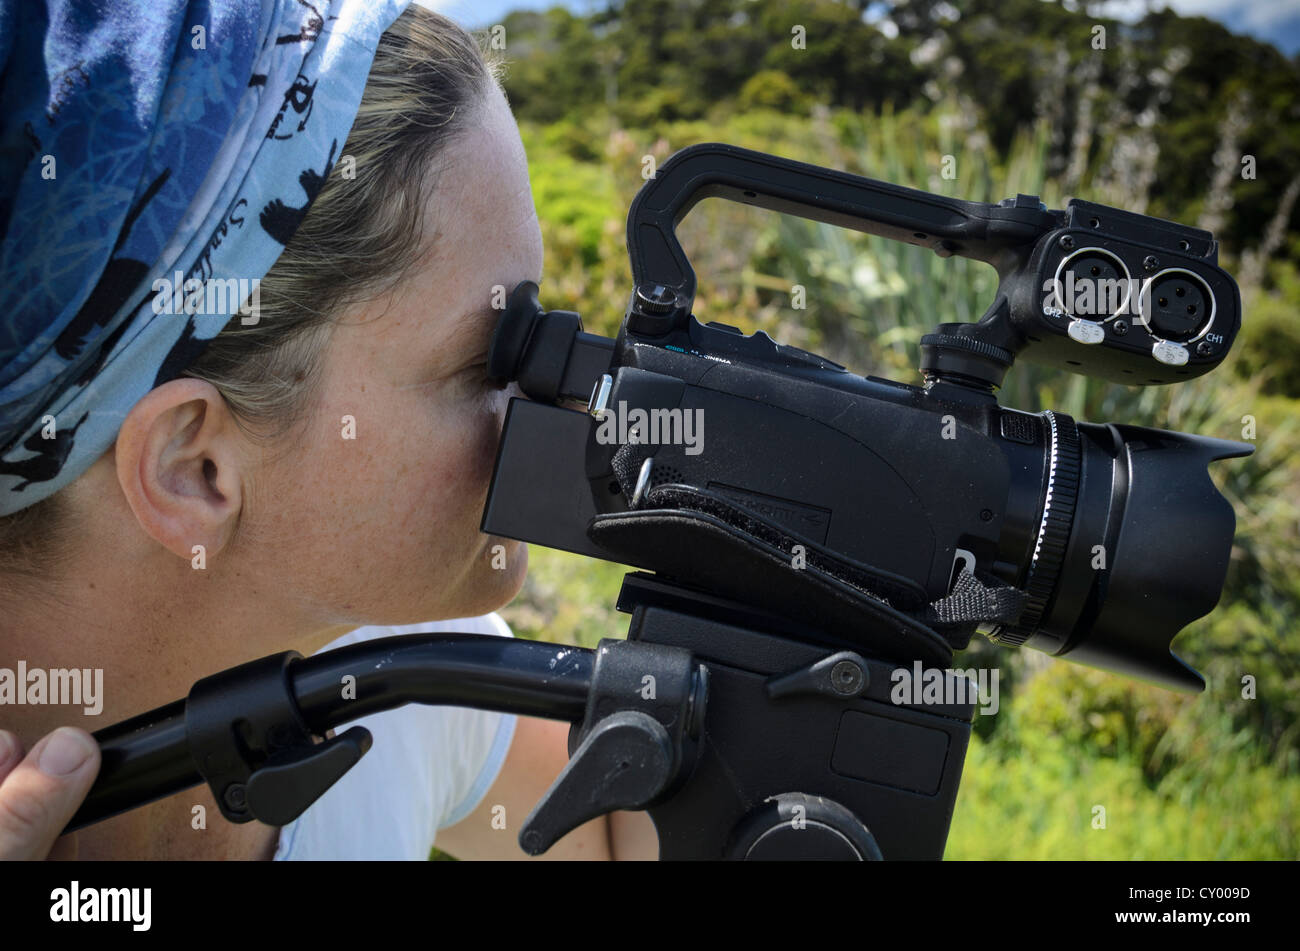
[519,709,673,855]
[186,650,373,827]
[517,637,706,855]
[244,727,373,826]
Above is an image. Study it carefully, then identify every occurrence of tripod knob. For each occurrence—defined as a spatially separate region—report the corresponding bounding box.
[518,710,673,855]
[725,793,883,860]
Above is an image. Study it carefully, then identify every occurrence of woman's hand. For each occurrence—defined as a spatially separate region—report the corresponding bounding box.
[0,727,100,860]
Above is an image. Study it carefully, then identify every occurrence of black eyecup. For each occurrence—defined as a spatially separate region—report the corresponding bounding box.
[487,280,543,383]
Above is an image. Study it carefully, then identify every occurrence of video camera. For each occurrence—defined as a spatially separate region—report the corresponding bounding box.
[483,141,1251,694]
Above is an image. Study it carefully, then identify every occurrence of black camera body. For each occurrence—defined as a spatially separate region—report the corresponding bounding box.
[483,143,1251,694]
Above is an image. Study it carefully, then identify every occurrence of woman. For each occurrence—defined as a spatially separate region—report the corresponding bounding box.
[0,1,658,859]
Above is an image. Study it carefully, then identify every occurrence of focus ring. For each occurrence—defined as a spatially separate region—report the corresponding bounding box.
[993,410,1081,646]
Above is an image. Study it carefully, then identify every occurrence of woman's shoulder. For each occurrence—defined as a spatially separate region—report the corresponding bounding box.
[316,612,514,652]
[272,612,518,860]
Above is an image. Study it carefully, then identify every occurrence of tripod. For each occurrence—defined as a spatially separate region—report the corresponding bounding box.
[65,571,972,859]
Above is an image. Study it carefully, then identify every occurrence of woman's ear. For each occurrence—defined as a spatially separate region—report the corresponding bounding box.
[114,378,246,563]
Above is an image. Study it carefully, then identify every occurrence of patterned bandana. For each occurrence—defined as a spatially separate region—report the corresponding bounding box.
[0,0,412,514]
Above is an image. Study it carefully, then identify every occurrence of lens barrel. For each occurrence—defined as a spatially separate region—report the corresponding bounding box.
[993,418,1251,692]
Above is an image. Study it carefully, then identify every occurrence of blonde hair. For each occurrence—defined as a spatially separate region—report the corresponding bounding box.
[0,6,505,575]
[183,6,505,442]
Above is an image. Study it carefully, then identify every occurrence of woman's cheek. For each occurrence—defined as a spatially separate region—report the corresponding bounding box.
[415,388,505,542]
[469,385,512,483]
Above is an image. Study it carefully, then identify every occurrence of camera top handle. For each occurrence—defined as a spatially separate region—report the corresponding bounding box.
[627,142,1052,319]
[621,142,1238,387]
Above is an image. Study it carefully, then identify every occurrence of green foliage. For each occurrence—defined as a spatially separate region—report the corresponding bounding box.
[499,546,631,650]
[948,727,1300,859]
[488,0,1300,860]
[495,0,1300,270]
[737,70,810,113]
[524,146,616,268]
[948,650,1300,859]
[1010,664,1184,776]
[1236,264,1300,399]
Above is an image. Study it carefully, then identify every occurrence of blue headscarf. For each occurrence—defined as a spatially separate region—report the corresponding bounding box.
[0,0,412,514]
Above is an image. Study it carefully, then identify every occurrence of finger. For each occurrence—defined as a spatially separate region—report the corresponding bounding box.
[0,730,24,787]
[0,727,101,861]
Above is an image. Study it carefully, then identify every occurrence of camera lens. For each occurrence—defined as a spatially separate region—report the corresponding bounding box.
[989,411,1080,646]
[991,417,1251,692]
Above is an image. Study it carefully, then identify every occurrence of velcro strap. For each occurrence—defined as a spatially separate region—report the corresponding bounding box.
[606,443,1029,650]
[919,565,1028,631]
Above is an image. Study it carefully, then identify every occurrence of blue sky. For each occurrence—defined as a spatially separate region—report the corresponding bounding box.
[421,0,1300,56]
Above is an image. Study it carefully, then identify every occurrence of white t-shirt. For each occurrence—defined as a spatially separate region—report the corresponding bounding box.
[272,613,519,860]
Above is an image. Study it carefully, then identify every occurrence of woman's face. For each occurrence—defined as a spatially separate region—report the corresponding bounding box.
[238,83,539,631]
